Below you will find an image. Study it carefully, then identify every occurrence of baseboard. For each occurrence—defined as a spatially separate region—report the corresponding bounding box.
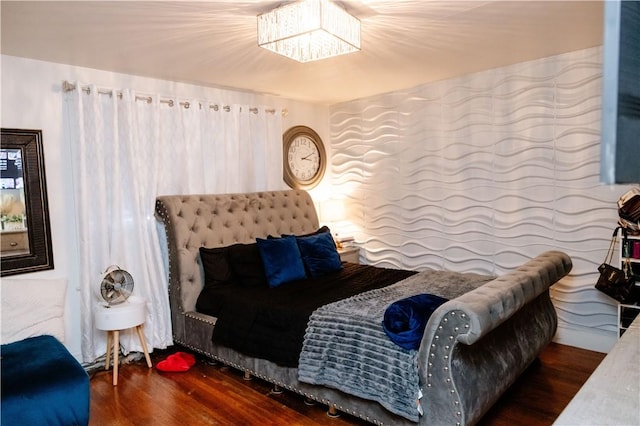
[553,323,617,354]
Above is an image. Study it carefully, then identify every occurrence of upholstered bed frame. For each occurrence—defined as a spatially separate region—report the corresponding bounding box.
[155,189,572,425]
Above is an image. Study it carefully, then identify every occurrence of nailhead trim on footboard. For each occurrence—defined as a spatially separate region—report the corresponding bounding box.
[424,310,469,425]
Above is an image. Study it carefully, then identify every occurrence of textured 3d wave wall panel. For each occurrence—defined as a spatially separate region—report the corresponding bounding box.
[330,47,632,336]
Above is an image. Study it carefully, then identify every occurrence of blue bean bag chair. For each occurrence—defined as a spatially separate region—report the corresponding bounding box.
[1,335,90,426]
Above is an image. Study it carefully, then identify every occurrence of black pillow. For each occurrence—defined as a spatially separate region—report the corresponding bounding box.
[197,246,234,315]
[199,246,234,288]
[298,225,331,238]
[227,242,268,287]
[199,242,269,288]
[281,225,331,239]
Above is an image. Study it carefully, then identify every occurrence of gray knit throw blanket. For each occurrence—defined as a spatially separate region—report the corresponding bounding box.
[298,269,493,422]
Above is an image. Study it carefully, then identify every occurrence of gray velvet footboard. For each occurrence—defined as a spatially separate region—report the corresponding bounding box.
[155,190,572,425]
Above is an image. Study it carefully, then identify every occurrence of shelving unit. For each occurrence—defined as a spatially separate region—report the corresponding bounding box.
[618,303,640,337]
[621,234,640,277]
[618,234,640,337]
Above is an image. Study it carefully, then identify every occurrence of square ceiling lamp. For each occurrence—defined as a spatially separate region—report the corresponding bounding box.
[257,0,361,63]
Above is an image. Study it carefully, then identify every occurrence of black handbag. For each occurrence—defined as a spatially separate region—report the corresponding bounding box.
[618,187,640,234]
[595,227,637,303]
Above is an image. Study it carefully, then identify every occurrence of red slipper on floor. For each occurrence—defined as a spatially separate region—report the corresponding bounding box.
[156,353,191,372]
[174,351,196,367]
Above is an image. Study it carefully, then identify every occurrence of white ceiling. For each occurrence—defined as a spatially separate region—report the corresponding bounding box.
[1,1,603,105]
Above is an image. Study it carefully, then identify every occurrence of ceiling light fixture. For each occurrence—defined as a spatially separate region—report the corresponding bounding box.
[257,0,361,63]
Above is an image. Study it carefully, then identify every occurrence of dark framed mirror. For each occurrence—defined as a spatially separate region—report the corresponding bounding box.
[1,128,54,276]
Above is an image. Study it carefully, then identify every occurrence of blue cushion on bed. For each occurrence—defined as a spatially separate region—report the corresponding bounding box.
[1,335,90,426]
[382,293,449,350]
[257,236,307,287]
[296,231,343,277]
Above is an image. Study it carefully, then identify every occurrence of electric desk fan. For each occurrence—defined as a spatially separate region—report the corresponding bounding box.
[100,265,134,305]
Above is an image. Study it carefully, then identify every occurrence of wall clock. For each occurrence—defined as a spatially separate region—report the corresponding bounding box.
[283,126,326,190]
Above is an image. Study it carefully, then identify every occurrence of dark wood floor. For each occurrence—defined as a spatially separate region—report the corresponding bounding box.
[89,342,605,425]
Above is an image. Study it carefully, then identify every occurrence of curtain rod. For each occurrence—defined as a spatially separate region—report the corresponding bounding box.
[62,81,288,116]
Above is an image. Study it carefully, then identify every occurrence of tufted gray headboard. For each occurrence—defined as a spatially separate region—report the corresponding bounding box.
[155,190,319,344]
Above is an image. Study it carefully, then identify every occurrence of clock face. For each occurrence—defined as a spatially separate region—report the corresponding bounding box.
[282,126,326,190]
[287,136,320,181]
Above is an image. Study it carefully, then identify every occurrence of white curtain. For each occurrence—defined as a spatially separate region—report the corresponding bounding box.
[65,84,283,362]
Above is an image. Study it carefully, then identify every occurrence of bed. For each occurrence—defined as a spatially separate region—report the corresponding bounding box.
[155,189,572,425]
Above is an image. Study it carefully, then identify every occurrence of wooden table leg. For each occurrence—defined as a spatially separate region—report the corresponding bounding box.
[112,330,119,386]
[105,331,112,370]
[135,325,152,368]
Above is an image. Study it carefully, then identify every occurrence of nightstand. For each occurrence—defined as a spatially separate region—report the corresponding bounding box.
[338,246,359,264]
[94,297,152,385]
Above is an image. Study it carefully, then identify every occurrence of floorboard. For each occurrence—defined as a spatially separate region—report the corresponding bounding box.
[89,342,605,425]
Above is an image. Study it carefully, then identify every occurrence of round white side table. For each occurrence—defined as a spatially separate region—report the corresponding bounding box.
[94,296,152,385]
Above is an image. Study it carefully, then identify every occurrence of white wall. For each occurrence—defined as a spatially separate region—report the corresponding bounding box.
[0,54,330,360]
[329,46,634,353]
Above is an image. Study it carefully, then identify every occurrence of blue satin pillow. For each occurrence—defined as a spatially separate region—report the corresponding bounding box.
[296,231,343,278]
[256,236,307,287]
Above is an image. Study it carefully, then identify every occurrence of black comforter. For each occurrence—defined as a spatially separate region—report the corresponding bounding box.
[198,263,416,367]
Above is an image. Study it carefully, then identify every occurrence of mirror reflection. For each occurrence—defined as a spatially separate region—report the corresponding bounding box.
[0,148,30,256]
